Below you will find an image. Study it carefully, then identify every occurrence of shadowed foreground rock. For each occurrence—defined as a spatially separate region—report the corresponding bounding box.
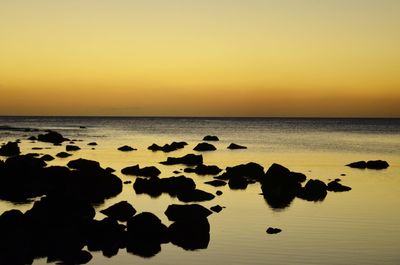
[193,142,217,151]
[121,165,161,178]
[0,141,20,156]
[160,154,203,166]
[168,217,210,250]
[148,142,187,152]
[37,131,68,144]
[346,160,389,170]
[100,201,136,222]
[261,163,306,209]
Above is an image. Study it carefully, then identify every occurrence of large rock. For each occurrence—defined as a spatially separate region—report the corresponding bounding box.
[121,165,161,178]
[193,142,216,151]
[126,212,169,257]
[260,163,306,209]
[160,154,203,166]
[297,179,327,201]
[168,217,210,250]
[148,141,187,152]
[133,176,196,198]
[100,201,136,222]
[346,160,389,169]
[0,141,20,156]
[37,131,68,144]
[165,204,212,221]
[184,164,222,175]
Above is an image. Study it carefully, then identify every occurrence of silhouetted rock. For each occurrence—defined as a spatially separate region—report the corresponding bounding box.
[118,145,136,152]
[160,154,203,166]
[177,189,215,202]
[28,136,37,141]
[66,145,81,151]
[148,141,187,152]
[227,143,247,149]
[203,135,219,141]
[216,190,223,196]
[37,131,68,144]
[168,217,210,250]
[0,141,20,156]
[260,163,306,209]
[67,158,100,171]
[124,180,132,184]
[266,227,282,234]
[165,204,212,221]
[204,180,227,187]
[184,164,222,175]
[193,142,216,151]
[100,201,136,222]
[86,218,126,257]
[41,154,55,161]
[126,212,168,257]
[297,179,327,201]
[87,142,97,146]
[56,152,72,158]
[327,180,352,192]
[228,176,248,189]
[225,162,265,181]
[32,147,43,150]
[134,176,196,198]
[210,205,223,213]
[346,160,389,169]
[121,165,161,178]
[105,167,115,173]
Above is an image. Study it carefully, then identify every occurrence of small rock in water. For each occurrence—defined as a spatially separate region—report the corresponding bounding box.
[121,165,161,178]
[66,145,81,151]
[210,205,223,213]
[124,180,132,184]
[203,135,219,141]
[227,143,247,149]
[118,145,137,152]
[100,201,136,222]
[266,227,282,234]
[41,154,55,161]
[87,142,98,146]
[346,160,389,170]
[37,131,68,144]
[56,152,72,158]
[204,180,227,187]
[193,142,216,152]
[327,180,352,192]
[160,154,203,166]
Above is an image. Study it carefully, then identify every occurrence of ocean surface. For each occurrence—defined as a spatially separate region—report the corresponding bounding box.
[0,117,399,265]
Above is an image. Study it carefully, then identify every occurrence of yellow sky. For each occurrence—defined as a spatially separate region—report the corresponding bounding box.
[1,0,399,116]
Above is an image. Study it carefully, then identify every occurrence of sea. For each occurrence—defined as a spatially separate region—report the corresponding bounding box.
[0,116,399,265]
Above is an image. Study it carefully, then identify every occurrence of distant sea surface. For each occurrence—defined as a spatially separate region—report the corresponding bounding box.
[1,117,400,265]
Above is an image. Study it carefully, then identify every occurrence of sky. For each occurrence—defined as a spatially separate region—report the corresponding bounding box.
[1,0,399,117]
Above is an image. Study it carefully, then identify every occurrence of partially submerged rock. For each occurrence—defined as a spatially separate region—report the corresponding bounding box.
[148,142,187,152]
[266,227,282,234]
[177,189,215,202]
[168,217,210,251]
[87,142,97,146]
[193,142,216,151]
[210,205,223,213]
[227,143,247,149]
[184,164,222,175]
[134,176,196,198]
[327,180,352,192]
[0,141,20,156]
[160,154,203,166]
[204,180,227,187]
[41,154,55,161]
[56,152,72,158]
[66,145,81,151]
[203,135,219,141]
[297,179,327,201]
[37,131,68,144]
[346,160,389,169]
[100,201,136,222]
[121,165,161,178]
[118,145,136,152]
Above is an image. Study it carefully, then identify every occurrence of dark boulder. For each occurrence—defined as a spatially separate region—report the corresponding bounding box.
[203,135,219,141]
[66,145,81,151]
[204,180,227,187]
[225,162,265,181]
[67,158,100,171]
[134,176,196,198]
[177,189,215,202]
[121,165,161,178]
[105,167,115,173]
[193,142,216,151]
[160,154,203,166]
[37,131,68,144]
[327,180,352,192]
[41,154,55,161]
[148,141,187,152]
[227,143,247,149]
[0,141,20,156]
[216,190,223,196]
[168,217,210,250]
[28,136,37,141]
[346,161,367,169]
[165,204,212,221]
[56,152,72,158]
[87,142,97,146]
[184,164,222,175]
[210,205,223,213]
[126,212,168,257]
[100,201,136,222]
[118,145,136,152]
[260,163,306,210]
[32,147,43,150]
[228,176,248,189]
[297,179,327,201]
[346,160,389,169]
[266,227,282,234]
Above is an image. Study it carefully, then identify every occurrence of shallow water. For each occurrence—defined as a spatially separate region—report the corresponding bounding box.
[1,117,400,265]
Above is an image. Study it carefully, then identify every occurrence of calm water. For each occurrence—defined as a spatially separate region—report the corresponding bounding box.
[1,117,400,265]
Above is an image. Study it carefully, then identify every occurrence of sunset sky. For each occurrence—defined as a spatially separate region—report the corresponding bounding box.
[1,0,399,117]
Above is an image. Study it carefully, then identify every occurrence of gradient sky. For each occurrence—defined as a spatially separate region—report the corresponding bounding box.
[1,0,399,117]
